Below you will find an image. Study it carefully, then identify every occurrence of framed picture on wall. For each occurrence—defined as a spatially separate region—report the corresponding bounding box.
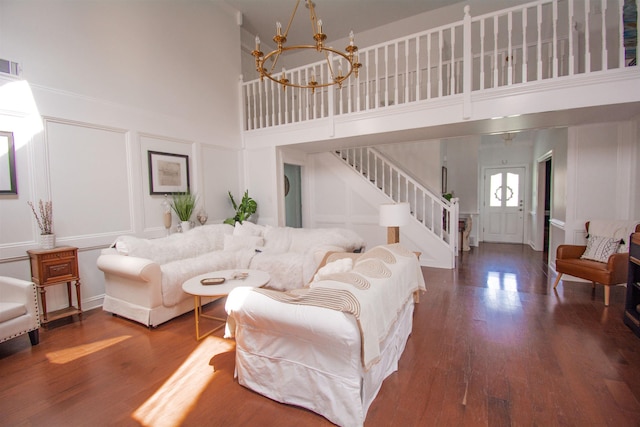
[441,166,447,194]
[0,131,17,194]
[148,151,190,195]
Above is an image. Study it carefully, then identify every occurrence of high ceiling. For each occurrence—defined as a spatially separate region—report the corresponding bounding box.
[222,0,464,46]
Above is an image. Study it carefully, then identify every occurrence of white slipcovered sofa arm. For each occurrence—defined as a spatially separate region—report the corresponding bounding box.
[97,254,161,283]
[1,277,39,319]
[225,287,359,350]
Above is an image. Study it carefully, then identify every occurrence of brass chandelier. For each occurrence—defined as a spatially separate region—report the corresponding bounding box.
[252,0,361,92]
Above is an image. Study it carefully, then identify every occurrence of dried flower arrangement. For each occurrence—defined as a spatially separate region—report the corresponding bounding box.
[28,200,53,235]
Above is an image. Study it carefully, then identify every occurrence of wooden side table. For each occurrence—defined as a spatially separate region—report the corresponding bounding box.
[27,246,82,324]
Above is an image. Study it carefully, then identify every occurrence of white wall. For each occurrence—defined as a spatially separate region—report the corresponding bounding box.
[0,0,244,312]
[377,139,441,195]
[245,146,278,226]
[443,136,480,213]
[565,121,638,241]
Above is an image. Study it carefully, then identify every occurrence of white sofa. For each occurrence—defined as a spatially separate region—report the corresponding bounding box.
[225,243,426,427]
[97,223,365,327]
[0,276,40,345]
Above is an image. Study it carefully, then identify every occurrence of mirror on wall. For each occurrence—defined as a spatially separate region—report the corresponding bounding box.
[0,131,17,194]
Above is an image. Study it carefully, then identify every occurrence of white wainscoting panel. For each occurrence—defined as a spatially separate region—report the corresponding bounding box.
[573,123,620,221]
[45,118,132,244]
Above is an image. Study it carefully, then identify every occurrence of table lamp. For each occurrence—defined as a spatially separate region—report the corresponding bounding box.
[379,202,410,244]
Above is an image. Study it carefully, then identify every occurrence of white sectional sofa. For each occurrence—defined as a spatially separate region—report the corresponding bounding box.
[97,222,365,327]
[225,244,426,427]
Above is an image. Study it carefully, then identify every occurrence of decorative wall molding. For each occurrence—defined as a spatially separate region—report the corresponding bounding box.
[549,218,565,229]
[42,117,134,247]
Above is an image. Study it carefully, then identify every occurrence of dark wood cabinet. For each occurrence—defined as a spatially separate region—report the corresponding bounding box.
[27,246,82,324]
[624,233,640,337]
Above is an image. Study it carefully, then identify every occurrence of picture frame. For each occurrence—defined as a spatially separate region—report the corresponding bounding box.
[441,166,447,194]
[0,131,17,195]
[148,151,190,195]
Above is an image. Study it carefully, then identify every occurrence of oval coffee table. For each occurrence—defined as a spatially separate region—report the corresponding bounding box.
[182,269,270,340]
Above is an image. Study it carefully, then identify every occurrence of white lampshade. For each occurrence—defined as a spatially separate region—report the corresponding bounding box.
[379,203,410,227]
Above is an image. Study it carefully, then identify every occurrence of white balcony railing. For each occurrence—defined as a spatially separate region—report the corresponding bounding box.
[242,0,638,131]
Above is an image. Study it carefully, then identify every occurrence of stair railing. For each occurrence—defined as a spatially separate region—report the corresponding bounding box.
[334,147,459,251]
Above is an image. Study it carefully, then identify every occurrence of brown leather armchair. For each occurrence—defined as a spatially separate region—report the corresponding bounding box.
[553,222,640,306]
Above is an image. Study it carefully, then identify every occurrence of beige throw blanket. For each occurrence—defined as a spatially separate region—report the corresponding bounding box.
[253,244,426,370]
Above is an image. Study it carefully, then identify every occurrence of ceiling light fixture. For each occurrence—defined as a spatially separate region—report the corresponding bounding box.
[501,132,516,145]
[251,0,362,93]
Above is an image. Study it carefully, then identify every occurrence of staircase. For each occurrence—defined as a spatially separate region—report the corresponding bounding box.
[333,147,459,267]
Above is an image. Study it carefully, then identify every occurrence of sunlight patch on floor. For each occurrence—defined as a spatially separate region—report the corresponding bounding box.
[132,335,235,427]
[46,335,132,364]
[485,271,521,312]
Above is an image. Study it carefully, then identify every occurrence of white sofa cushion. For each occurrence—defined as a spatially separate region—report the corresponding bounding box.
[233,221,266,237]
[249,252,305,291]
[223,234,264,252]
[313,257,354,282]
[115,224,233,265]
[262,226,365,255]
[161,249,249,306]
[290,228,365,254]
[262,226,294,253]
[0,302,26,323]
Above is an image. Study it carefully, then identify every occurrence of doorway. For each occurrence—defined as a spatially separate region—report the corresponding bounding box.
[284,163,302,228]
[543,158,552,253]
[482,166,525,243]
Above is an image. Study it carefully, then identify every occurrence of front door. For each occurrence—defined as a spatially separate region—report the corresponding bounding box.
[483,167,525,243]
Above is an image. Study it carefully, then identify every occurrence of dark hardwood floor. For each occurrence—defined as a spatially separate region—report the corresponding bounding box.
[2,243,640,426]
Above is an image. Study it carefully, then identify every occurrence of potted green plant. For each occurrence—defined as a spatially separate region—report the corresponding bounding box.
[224,190,257,225]
[170,192,198,232]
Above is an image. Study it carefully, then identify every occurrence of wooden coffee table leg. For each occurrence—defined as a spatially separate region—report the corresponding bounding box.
[192,295,226,341]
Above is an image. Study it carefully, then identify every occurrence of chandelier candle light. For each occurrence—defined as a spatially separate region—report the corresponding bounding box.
[252,0,362,93]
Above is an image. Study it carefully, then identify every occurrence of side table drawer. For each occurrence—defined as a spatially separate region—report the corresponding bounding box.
[28,246,79,286]
[44,260,75,281]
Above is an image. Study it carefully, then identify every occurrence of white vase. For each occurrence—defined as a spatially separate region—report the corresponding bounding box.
[40,234,56,249]
[181,221,191,233]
